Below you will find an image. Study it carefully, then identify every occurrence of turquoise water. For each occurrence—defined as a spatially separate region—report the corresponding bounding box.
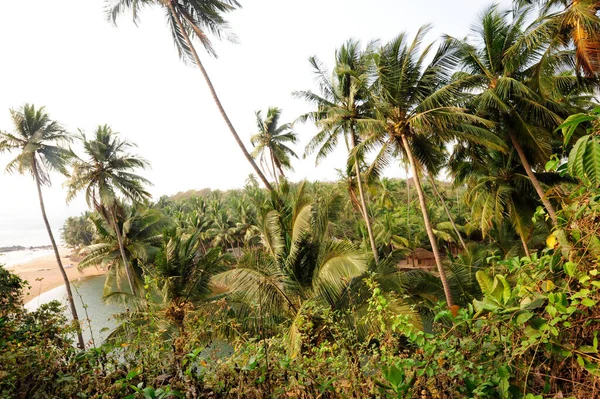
[25,275,125,347]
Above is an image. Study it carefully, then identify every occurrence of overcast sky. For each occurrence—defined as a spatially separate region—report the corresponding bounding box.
[0,0,511,245]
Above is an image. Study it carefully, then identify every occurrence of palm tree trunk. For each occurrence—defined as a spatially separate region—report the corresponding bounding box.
[406,163,416,267]
[427,174,468,252]
[270,152,279,188]
[110,209,136,296]
[520,234,531,258]
[400,135,454,307]
[406,163,411,241]
[168,4,274,193]
[349,128,379,263]
[32,162,85,349]
[508,131,558,226]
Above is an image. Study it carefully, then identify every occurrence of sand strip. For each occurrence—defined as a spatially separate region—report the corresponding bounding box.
[6,247,106,304]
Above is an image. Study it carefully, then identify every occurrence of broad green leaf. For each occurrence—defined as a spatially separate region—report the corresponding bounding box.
[581,298,597,307]
[568,136,590,182]
[583,136,600,187]
[476,270,494,296]
[495,275,512,304]
[558,113,595,146]
[563,261,576,277]
[384,364,405,388]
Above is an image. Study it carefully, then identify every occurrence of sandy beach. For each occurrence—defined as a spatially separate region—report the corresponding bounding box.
[6,247,106,304]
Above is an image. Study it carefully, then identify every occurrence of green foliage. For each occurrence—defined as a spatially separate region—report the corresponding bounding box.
[4,0,600,397]
[61,213,96,250]
[560,108,600,187]
[0,264,27,317]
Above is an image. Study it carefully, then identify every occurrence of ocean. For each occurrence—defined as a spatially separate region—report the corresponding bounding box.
[0,225,61,268]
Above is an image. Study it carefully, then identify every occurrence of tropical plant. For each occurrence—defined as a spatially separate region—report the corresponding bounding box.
[514,0,600,76]
[61,213,96,251]
[250,107,298,187]
[365,27,504,306]
[66,125,151,295]
[453,6,597,225]
[108,0,275,192]
[295,39,380,262]
[0,104,84,349]
[153,230,230,321]
[558,107,600,186]
[79,205,171,300]
[426,174,468,251]
[450,144,552,257]
[213,183,368,354]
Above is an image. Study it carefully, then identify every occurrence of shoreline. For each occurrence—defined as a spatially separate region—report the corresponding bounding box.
[5,247,107,304]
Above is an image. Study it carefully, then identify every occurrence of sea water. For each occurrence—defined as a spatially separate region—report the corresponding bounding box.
[0,248,54,268]
[25,275,125,346]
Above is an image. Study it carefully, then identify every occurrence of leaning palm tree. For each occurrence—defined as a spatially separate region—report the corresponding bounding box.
[108,0,274,192]
[250,107,298,187]
[453,6,597,226]
[295,39,380,262]
[66,125,151,296]
[365,28,505,307]
[0,104,85,349]
[513,0,600,76]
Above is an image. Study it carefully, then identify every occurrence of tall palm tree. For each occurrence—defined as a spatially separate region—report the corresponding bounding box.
[108,0,275,193]
[365,28,505,307]
[453,6,597,226]
[295,39,380,262]
[0,104,85,349]
[66,125,151,296]
[514,0,600,76]
[250,107,298,187]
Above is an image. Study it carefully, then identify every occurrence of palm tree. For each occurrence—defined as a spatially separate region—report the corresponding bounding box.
[108,0,275,193]
[79,205,171,300]
[66,125,151,296]
[426,174,468,252]
[250,107,298,187]
[61,213,96,252]
[514,0,600,76]
[453,6,597,226]
[295,39,380,262]
[153,230,229,321]
[365,28,505,307]
[106,229,229,354]
[450,143,550,257]
[0,104,85,349]
[213,183,367,354]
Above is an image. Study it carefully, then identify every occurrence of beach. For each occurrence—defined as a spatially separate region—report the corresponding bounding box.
[4,247,106,304]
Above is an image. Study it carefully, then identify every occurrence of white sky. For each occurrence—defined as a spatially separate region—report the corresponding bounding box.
[0,0,511,245]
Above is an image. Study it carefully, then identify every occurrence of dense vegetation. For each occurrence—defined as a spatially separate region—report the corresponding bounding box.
[1,0,600,397]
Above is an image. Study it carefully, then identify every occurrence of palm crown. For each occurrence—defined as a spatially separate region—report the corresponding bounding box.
[250,107,298,181]
[0,104,72,184]
[107,0,240,59]
[213,183,367,353]
[66,125,151,213]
